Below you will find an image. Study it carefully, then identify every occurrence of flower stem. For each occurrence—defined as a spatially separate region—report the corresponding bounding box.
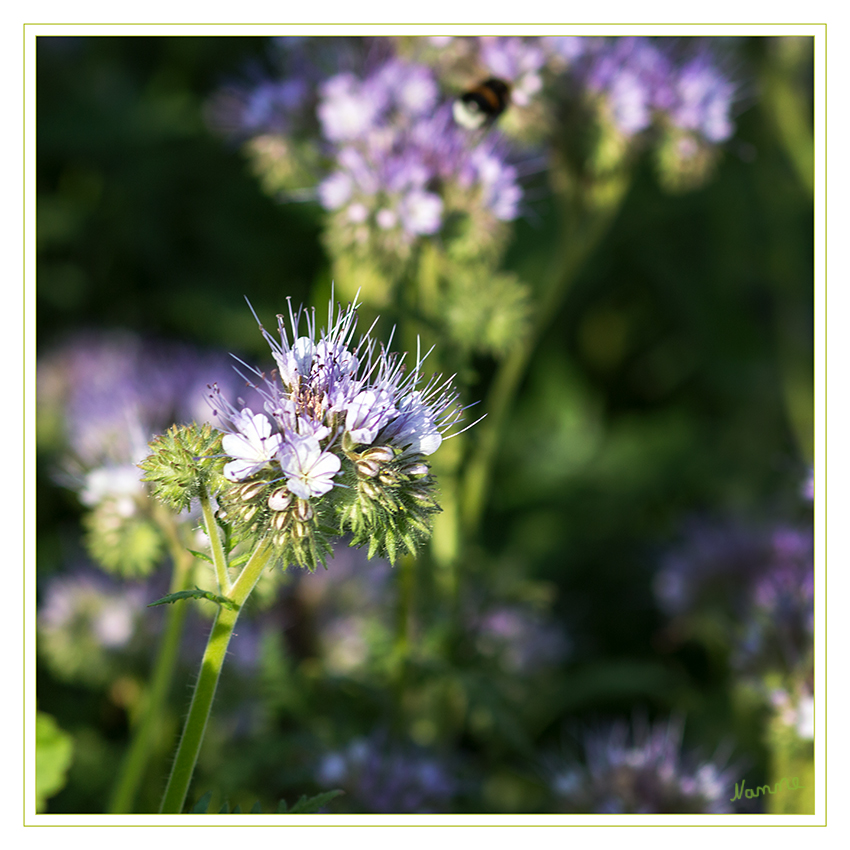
[200,488,230,594]
[108,504,194,814]
[158,539,275,814]
[158,603,240,814]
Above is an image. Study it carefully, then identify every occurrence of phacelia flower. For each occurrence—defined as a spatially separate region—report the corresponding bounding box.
[222,410,284,482]
[277,433,342,499]
[208,293,470,568]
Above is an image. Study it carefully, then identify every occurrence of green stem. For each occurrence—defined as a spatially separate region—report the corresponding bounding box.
[158,540,275,814]
[461,174,631,535]
[108,505,194,814]
[158,603,240,814]
[200,489,230,594]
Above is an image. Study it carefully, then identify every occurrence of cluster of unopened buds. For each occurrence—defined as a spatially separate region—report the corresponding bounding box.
[141,295,469,569]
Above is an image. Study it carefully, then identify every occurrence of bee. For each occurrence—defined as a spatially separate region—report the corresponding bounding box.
[453,77,511,130]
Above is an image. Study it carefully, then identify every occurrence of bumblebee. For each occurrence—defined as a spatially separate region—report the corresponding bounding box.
[453,78,511,130]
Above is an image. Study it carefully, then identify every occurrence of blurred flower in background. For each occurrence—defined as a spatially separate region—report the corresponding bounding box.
[548,716,737,813]
[654,508,814,811]
[291,545,396,676]
[316,730,458,813]
[38,331,260,576]
[37,566,158,687]
[471,601,571,675]
[655,516,813,679]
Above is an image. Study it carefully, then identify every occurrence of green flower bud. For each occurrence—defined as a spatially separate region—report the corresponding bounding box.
[139,423,225,513]
[335,453,440,564]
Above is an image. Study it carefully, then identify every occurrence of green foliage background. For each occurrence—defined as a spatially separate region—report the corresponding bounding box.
[35,35,814,814]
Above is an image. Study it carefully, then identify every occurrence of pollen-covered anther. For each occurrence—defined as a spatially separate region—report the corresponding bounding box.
[268,488,292,511]
[294,498,314,522]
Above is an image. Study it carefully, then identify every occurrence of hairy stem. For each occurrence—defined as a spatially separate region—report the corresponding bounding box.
[158,540,275,814]
[201,488,230,594]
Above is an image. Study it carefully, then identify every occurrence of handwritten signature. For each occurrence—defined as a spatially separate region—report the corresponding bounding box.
[730,776,804,802]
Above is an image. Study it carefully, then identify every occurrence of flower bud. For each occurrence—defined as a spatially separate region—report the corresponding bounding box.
[239,480,267,502]
[361,446,395,464]
[294,499,314,522]
[356,459,381,478]
[268,488,292,511]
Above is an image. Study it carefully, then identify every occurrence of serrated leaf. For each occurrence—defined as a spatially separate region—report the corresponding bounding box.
[186,548,214,564]
[147,587,238,611]
[285,789,344,814]
[190,791,213,813]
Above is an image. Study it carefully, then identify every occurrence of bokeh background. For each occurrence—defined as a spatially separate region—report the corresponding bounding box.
[35,35,814,815]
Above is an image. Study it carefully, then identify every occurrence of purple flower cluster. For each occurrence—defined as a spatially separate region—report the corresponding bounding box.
[569,37,737,142]
[549,716,737,813]
[315,58,521,247]
[316,731,457,813]
[655,517,814,676]
[209,40,525,252]
[38,332,256,499]
[211,297,463,501]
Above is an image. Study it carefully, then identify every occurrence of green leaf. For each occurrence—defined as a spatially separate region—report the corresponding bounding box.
[35,711,74,813]
[147,587,238,611]
[285,789,344,814]
[190,791,213,813]
[228,551,250,569]
[186,548,213,564]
